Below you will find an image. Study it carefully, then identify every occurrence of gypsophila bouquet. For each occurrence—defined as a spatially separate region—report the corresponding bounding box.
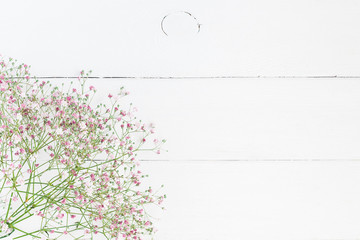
[0,56,166,239]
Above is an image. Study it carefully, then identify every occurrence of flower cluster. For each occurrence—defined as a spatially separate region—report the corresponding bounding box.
[0,57,166,239]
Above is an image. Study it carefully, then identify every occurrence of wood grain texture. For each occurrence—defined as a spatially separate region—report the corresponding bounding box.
[1,1,360,239]
[69,77,360,161]
[9,161,360,240]
[0,0,359,76]
[140,161,360,239]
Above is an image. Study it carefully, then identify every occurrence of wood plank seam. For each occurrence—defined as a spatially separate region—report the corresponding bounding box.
[16,76,360,79]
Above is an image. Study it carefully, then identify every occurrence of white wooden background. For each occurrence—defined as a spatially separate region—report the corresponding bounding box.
[1,0,360,239]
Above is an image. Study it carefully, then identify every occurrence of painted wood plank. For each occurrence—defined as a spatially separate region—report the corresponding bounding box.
[8,161,360,239]
[0,0,360,76]
[46,77,360,161]
[140,161,360,239]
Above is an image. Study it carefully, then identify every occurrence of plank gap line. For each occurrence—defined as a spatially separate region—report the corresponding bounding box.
[137,159,360,162]
[13,75,360,80]
[4,159,360,162]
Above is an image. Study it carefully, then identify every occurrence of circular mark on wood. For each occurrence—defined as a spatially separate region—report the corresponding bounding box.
[161,11,201,36]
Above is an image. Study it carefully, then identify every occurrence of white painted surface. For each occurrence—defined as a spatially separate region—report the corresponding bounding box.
[86,78,360,161]
[36,77,360,239]
[0,0,360,76]
[1,0,360,239]
[142,161,360,240]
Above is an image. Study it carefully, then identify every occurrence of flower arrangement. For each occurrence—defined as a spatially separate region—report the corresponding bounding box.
[0,57,166,239]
